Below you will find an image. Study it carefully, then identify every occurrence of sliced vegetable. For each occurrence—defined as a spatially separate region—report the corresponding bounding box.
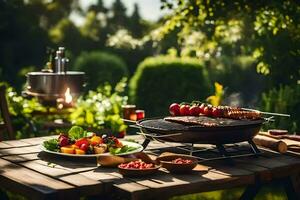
[90,136,102,146]
[75,149,85,155]
[61,146,75,154]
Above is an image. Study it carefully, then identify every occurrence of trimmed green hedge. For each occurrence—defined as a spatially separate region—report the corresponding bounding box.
[74,51,128,90]
[129,56,212,116]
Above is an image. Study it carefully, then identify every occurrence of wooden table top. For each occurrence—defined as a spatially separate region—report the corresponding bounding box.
[0,135,300,200]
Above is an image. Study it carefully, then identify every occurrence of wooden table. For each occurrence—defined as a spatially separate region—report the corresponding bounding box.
[0,135,300,200]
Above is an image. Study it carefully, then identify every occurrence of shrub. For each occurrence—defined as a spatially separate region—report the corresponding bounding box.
[73,51,128,90]
[129,56,212,116]
[261,84,300,133]
[69,78,128,136]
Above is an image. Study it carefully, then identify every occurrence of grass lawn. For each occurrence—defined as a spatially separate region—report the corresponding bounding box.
[2,180,288,200]
[170,184,287,200]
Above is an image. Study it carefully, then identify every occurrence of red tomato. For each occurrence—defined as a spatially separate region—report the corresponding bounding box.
[199,103,206,114]
[180,104,190,116]
[203,106,212,117]
[211,107,221,118]
[75,138,89,147]
[79,143,89,152]
[189,105,201,116]
[169,103,180,116]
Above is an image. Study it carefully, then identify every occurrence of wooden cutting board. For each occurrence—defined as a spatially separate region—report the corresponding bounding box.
[258,132,300,153]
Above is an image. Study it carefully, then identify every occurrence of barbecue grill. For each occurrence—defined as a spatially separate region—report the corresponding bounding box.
[129,116,268,160]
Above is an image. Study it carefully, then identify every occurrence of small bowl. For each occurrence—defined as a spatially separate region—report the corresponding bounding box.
[156,154,198,173]
[118,164,160,177]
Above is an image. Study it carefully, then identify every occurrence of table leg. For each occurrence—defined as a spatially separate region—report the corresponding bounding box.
[283,174,300,200]
[239,183,261,200]
[0,189,9,200]
[87,194,120,200]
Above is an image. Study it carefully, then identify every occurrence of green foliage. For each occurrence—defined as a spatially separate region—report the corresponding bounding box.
[1,80,128,139]
[154,0,300,86]
[0,82,48,138]
[49,18,83,56]
[70,78,128,135]
[73,51,129,90]
[1,0,153,91]
[208,56,266,104]
[261,84,300,132]
[0,0,49,89]
[170,185,287,200]
[129,56,212,116]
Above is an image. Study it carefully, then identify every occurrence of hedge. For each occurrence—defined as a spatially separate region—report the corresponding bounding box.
[129,56,212,117]
[74,51,128,90]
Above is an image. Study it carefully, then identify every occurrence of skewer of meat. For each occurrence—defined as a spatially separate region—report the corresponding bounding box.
[169,102,262,120]
[201,104,261,120]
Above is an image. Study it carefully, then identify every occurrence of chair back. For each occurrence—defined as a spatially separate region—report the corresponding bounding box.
[0,85,15,140]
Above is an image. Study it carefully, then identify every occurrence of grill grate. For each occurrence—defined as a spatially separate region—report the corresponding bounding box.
[138,116,265,131]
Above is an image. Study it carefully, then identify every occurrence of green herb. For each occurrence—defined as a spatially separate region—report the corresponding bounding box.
[47,162,56,168]
[125,139,138,143]
[109,145,139,155]
[43,139,59,152]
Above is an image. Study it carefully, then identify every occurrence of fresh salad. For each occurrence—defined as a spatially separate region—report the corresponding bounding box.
[43,126,139,155]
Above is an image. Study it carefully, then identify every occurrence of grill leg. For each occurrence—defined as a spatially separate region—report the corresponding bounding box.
[189,143,194,156]
[216,144,229,157]
[142,138,151,150]
[248,140,261,156]
[216,144,234,165]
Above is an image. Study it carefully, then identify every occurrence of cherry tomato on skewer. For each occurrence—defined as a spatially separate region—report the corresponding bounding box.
[180,104,190,116]
[169,103,181,116]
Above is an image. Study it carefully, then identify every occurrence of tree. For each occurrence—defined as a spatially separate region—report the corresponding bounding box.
[0,0,49,89]
[129,3,143,37]
[109,0,128,31]
[154,0,300,87]
[88,0,108,14]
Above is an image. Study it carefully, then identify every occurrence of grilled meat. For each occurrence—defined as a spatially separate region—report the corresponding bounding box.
[221,106,261,119]
[164,116,218,127]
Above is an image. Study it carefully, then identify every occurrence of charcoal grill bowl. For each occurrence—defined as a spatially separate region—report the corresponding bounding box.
[25,71,85,105]
[136,118,264,144]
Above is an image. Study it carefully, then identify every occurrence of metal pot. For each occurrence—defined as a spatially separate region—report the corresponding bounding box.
[24,71,85,104]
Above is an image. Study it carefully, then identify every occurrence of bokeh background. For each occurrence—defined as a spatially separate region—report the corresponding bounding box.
[0,1,300,199]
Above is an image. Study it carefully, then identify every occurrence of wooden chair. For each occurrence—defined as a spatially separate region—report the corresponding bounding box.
[0,85,15,140]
